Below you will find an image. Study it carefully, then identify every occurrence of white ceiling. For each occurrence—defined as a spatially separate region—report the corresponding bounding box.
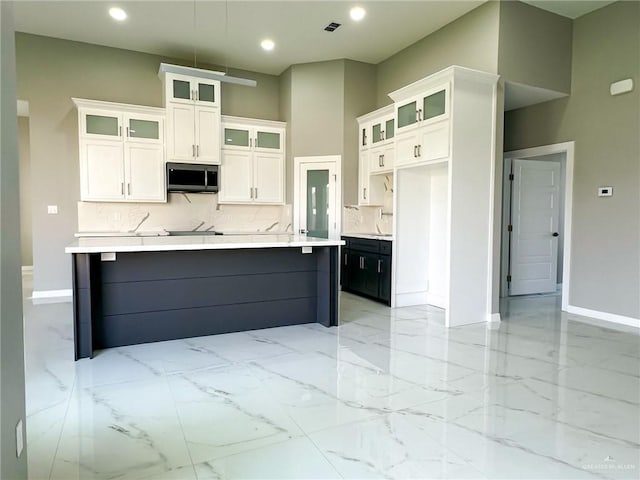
[521,0,616,19]
[13,1,487,76]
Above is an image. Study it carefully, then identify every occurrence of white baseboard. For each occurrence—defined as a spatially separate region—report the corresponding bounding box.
[394,291,429,308]
[425,292,447,310]
[21,266,33,273]
[32,289,72,304]
[566,305,639,330]
[487,313,501,323]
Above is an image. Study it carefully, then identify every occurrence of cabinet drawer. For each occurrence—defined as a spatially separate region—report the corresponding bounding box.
[380,241,392,256]
[420,121,449,162]
[349,238,380,253]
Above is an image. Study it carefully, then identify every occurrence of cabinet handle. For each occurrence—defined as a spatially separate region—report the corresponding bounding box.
[413,145,417,158]
[381,154,385,167]
[126,126,129,137]
[418,108,423,121]
[417,145,421,157]
[250,188,253,199]
[196,145,199,157]
[381,130,385,141]
[119,126,122,137]
[344,253,348,266]
[363,187,367,200]
[361,256,365,269]
[192,145,196,157]
[195,90,199,101]
[378,155,382,167]
[250,138,253,148]
[127,183,131,196]
[377,259,382,273]
[121,182,124,195]
[254,187,258,199]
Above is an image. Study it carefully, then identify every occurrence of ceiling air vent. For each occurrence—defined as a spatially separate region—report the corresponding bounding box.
[324,22,341,32]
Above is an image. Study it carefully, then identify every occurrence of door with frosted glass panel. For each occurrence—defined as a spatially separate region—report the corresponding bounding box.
[299,163,337,239]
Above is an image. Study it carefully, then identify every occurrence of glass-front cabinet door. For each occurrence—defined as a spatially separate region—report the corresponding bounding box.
[396,98,419,132]
[125,114,163,144]
[222,125,251,150]
[372,122,384,145]
[384,117,395,141]
[255,128,282,152]
[167,74,220,107]
[423,88,447,122]
[81,110,122,140]
[195,80,218,106]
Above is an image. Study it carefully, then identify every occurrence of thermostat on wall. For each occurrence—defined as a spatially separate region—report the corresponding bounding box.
[597,186,613,197]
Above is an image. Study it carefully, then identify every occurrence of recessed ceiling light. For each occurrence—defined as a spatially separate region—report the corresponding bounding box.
[350,6,366,21]
[109,7,127,21]
[261,39,275,51]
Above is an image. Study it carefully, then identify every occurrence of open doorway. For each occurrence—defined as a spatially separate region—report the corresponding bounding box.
[293,155,342,240]
[502,142,574,311]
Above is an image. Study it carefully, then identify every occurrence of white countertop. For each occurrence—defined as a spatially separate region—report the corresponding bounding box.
[342,233,394,241]
[65,234,344,254]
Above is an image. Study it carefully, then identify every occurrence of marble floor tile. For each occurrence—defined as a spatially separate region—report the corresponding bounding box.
[21,283,640,480]
[194,437,342,479]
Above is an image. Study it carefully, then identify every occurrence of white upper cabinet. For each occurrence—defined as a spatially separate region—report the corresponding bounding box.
[74,98,166,203]
[395,83,449,135]
[164,72,220,108]
[218,116,286,205]
[356,105,395,205]
[160,68,222,165]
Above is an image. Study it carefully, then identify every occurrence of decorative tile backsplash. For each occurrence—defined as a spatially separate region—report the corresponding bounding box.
[343,174,393,235]
[78,194,292,234]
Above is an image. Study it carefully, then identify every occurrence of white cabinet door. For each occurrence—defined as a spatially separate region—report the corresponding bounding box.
[418,121,450,162]
[124,143,165,202]
[80,140,125,201]
[219,150,253,203]
[124,114,163,145]
[254,152,284,204]
[195,107,220,164]
[168,103,195,162]
[395,132,420,168]
[358,151,370,205]
[222,124,251,151]
[379,144,395,172]
[166,74,195,106]
[80,110,123,141]
[194,79,220,108]
[254,127,283,153]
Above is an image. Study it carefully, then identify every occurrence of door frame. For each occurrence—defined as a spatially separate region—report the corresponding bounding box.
[502,141,574,311]
[293,155,342,239]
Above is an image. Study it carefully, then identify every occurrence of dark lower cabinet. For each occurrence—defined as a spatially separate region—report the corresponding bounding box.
[340,236,392,306]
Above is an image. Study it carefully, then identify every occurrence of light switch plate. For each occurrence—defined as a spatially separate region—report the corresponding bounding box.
[597,186,613,197]
[47,205,58,214]
[16,419,23,457]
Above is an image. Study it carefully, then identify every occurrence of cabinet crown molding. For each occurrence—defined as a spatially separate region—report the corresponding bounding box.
[356,104,394,124]
[388,65,499,102]
[221,115,286,129]
[72,98,165,115]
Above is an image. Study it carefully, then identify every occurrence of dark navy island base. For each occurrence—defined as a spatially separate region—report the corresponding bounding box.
[71,246,339,360]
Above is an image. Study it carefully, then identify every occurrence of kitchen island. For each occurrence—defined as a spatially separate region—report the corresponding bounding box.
[65,235,344,359]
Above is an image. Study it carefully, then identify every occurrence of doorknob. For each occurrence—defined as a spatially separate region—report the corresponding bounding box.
[552,232,559,237]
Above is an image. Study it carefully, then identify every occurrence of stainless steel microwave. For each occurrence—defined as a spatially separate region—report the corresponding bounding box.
[166,162,218,193]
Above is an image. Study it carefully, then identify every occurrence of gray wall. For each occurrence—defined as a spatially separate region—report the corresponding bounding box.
[343,60,377,206]
[285,60,345,204]
[18,117,32,267]
[15,33,280,292]
[504,1,640,319]
[1,3,29,478]
[375,1,500,107]
[498,0,573,93]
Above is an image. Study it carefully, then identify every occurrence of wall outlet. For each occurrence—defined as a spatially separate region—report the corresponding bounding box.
[16,419,23,457]
[47,205,58,214]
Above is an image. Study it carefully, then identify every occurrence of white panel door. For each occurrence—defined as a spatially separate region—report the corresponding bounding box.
[254,152,284,204]
[124,143,165,202]
[218,150,253,203]
[195,106,220,164]
[510,159,561,295]
[168,104,195,162]
[81,140,125,201]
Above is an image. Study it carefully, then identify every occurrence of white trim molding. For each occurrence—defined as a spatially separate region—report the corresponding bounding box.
[21,265,33,274]
[32,289,72,304]
[487,313,501,323]
[503,141,575,312]
[567,305,640,330]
